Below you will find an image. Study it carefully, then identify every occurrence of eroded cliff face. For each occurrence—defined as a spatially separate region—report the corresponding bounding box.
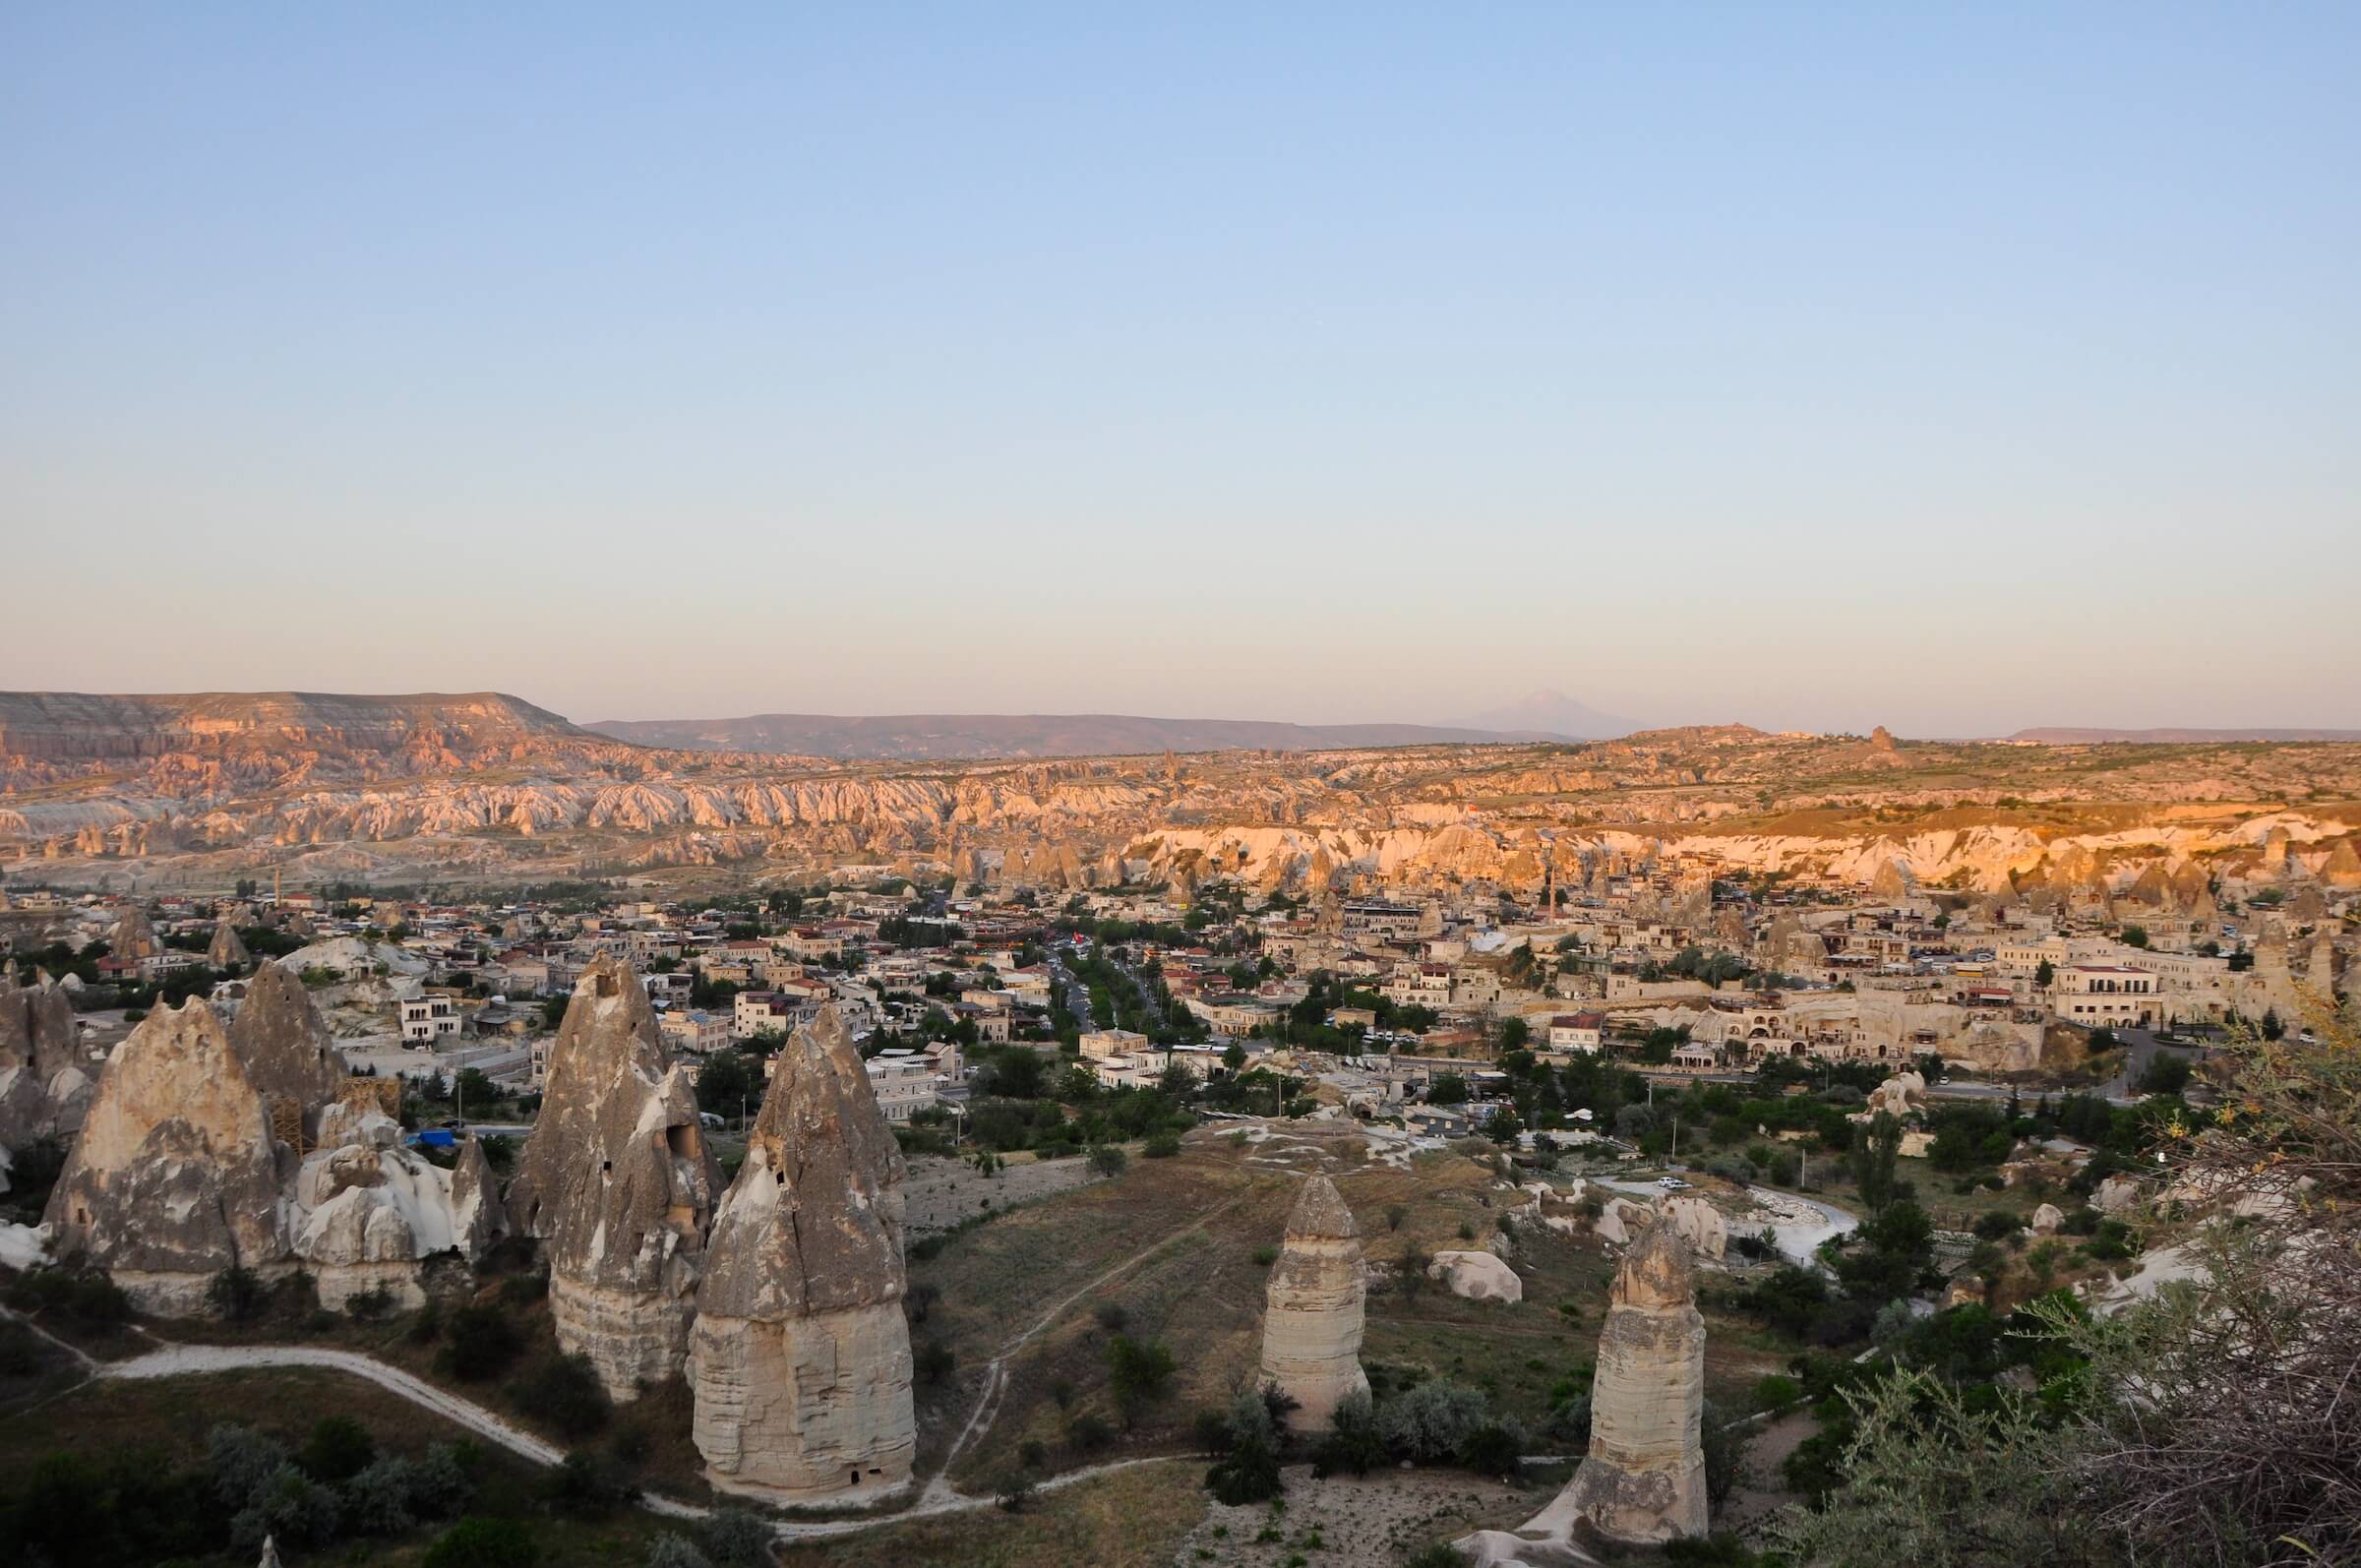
[508,954,719,1400]
[691,1006,914,1502]
[1258,1175,1368,1433]
[43,998,292,1315]
[289,1113,505,1310]
[8,703,2360,906]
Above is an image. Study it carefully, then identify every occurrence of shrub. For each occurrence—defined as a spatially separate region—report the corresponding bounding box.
[1019,1438,1048,1469]
[209,1422,292,1509]
[905,1282,940,1324]
[1753,1373,1802,1411]
[408,1299,445,1344]
[443,1303,523,1380]
[645,1534,715,1568]
[341,1446,466,1537]
[207,1265,268,1323]
[545,1450,638,1517]
[1066,1414,1114,1452]
[1311,1387,1390,1477]
[1973,1209,2024,1241]
[297,1415,376,1482]
[1704,1154,1758,1185]
[1094,1299,1129,1332]
[424,1516,541,1568]
[1457,1420,1524,1478]
[915,1340,956,1385]
[1106,1334,1177,1424]
[995,1471,1035,1512]
[345,1284,396,1321]
[699,1508,775,1568]
[513,1351,611,1437]
[1251,1244,1279,1267]
[1386,1203,1408,1232]
[1204,1390,1284,1503]
[1379,1380,1491,1463]
[1143,1132,1181,1158]
[1088,1143,1128,1177]
[499,1270,549,1305]
[230,1463,345,1552]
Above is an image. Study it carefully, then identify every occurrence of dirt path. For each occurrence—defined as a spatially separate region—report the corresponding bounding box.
[925,1181,1260,1500]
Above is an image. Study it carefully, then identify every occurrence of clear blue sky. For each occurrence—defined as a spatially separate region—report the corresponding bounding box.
[5,5,2355,735]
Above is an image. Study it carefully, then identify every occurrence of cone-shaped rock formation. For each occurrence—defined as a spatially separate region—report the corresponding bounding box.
[228,961,348,1141]
[0,967,90,1150]
[1462,1226,1707,1562]
[1559,1224,1708,1540]
[44,998,292,1314]
[509,955,719,1400]
[209,921,252,968]
[1257,1174,1368,1432]
[690,1005,914,1502]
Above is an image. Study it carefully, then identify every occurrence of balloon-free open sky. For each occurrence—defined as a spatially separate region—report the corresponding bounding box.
[4,5,2355,735]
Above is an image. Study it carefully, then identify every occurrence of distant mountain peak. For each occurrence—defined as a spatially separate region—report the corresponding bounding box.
[1456,689,1638,741]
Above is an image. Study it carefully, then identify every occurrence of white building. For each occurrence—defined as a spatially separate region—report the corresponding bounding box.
[398,995,460,1049]
[864,1048,941,1122]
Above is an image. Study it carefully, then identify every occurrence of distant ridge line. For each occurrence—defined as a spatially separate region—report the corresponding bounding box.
[583,710,1598,761]
[2009,726,2361,744]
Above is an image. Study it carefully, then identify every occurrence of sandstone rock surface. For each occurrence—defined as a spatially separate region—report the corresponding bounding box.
[289,1114,505,1310]
[509,955,719,1399]
[1865,1070,1927,1120]
[1554,1225,1708,1542]
[43,998,292,1314]
[208,921,252,968]
[0,967,89,1150]
[690,1006,914,1502]
[2093,1175,2141,1213]
[227,961,348,1138]
[2030,1202,2065,1235]
[1257,1175,1369,1432]
[1428,1248,1522,1303]
[1657,1194,1726,1261]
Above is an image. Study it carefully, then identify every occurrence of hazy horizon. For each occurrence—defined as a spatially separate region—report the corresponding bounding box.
[6,8,2357,735]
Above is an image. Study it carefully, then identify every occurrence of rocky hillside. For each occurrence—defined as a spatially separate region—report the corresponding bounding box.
[583,711,1526,758]
[3,693,2358,896]
[0,691,594,767]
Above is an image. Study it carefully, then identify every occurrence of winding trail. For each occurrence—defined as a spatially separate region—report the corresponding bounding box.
[924,1181,1258,1501]
[10,1178,1263,1542]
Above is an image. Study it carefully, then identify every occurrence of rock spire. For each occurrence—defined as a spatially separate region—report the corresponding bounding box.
[509,955,719,1400]
[227,960,347,1139]
[1257,1175,1368,1432]
[44,998,292,1314]
[209,921,252,968]
[690,1005,915,1502]
[0,967,90,1149]
[1560,1224,1708,1540]
[1463,1226,1707,1561]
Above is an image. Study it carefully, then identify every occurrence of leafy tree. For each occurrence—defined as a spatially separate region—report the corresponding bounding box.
[1203,1389,1285,1503]
[1850,1112,1905,1213]
[297,1415,376,1482]
[1106,1334,1177,1425]
[207,1264,268,1323]
[425,1516,542,1568]
[693,1051,761,1116]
